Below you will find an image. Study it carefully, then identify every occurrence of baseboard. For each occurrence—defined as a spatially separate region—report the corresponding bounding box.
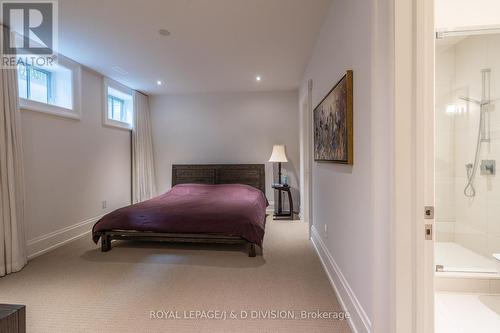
[310,225,372,333]
[26,214,103,260]
[266,201,275,214]
[298,212,308,223]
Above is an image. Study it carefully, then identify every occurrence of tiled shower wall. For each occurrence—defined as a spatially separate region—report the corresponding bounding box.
[436,34,500,259]
[436,41,456,242]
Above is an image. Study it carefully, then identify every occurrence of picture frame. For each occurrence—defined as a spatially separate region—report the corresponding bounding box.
[313,70,353,164]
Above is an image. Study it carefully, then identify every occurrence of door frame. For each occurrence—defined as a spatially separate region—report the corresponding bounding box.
[394,0,435,332]
[300,79,313,236]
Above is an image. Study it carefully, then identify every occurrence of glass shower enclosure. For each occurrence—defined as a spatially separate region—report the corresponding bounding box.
[435,30,500,275]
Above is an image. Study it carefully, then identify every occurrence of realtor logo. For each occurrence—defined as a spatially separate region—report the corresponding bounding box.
[1,1,58,68]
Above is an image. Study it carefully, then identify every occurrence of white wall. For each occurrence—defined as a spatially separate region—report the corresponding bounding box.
[435,41,456,241]
[300,0,393,331]
[436,0,500,30]
[21,68,131,257]
[150,91,300,207]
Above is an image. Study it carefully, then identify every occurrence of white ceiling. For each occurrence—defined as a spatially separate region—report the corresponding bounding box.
[57,0,331,95]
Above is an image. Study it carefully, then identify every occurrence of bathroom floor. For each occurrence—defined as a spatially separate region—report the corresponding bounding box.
[435,292,500,333]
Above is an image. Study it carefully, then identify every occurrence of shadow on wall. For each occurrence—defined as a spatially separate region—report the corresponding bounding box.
[315,161,353,175]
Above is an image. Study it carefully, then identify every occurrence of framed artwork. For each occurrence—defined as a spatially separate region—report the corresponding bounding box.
[313,70,353,164]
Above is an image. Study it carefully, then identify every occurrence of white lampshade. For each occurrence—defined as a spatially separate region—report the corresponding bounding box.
[268,145,288,163]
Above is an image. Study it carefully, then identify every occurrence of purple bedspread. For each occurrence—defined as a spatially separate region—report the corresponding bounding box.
[92,183,268,247]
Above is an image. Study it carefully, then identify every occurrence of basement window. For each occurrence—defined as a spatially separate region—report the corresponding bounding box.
[103,78,134,129]
[18,64,52,104]
[18,55,82,119]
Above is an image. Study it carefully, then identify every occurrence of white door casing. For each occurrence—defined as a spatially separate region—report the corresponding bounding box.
[416,0,435,332]
[394,0,435,332]
[299,79,313,236]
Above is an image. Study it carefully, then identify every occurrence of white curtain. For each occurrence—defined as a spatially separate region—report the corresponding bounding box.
[132,92,156,203]
[0,63,27,276]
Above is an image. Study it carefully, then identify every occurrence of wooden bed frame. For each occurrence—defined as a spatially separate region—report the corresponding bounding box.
[100,164,265,257]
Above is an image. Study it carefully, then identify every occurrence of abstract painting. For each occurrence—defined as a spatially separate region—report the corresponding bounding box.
[313,70,353,164]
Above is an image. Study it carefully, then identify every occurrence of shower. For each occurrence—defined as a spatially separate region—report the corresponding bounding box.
[463,69,492,197]
[435,31,500,276]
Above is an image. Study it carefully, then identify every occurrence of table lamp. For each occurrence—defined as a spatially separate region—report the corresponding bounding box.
[268,145,288,184]
[268,145,288,215]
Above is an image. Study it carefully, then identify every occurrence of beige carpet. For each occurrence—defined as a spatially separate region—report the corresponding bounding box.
[0,217,352,333]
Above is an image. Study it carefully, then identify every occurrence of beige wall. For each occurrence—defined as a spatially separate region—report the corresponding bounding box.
[21,68,131,254]
[149,91,300,208]
[436,0,500,30]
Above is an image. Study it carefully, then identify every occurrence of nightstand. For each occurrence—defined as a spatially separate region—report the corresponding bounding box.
[272,184,293,220]
[0,304,25,333]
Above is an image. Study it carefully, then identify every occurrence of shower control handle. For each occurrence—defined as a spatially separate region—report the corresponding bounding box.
[480,160,496,175]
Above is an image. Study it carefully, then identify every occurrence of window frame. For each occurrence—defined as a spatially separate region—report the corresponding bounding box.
[18,64,53,103]
[102,78,134,130]
[108,95,126,122]
[19,54,82,120]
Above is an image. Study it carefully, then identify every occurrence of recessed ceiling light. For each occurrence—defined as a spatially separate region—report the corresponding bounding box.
[158,29,170,36]
[256,76,262,82]
[157,80,162,86]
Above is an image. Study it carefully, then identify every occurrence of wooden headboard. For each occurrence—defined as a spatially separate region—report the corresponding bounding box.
[172,164,266,193]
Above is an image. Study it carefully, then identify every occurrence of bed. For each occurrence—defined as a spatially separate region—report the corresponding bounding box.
[92,164,267,257]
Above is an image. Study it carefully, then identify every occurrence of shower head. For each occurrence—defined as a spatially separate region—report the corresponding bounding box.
[459,96,482,105]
